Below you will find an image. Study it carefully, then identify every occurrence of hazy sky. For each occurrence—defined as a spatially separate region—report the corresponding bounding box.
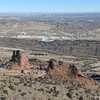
[0,0,100,13]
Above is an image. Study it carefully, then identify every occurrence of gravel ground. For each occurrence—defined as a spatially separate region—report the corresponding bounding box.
[0,74,100,100]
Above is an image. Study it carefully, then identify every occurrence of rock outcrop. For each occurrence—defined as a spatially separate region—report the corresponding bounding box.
[47,59,98,89]
[8,50,33,73]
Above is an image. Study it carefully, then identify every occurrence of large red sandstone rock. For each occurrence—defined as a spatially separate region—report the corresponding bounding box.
[47,59,97,89]
[19,52,31,68]
[9,51,32,72]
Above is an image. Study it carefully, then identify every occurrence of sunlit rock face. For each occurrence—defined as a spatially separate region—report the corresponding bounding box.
[8,50,33,73]
[19,52,30,67]
[47,59,98,89]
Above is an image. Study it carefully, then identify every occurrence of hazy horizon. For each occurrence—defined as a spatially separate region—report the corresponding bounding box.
[0,0,100,13]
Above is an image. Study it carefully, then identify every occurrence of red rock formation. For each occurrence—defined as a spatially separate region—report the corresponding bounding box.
[19,52,31,68]
[76,75,97,89]
[9,50,32,73]
[47,59,97,89]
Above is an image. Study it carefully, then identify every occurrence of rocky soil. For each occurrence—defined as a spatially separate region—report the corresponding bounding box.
[0,49,100,100]
[0,74,100,100]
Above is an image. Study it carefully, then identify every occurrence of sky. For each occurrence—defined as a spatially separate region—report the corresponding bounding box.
[0,0,100,13]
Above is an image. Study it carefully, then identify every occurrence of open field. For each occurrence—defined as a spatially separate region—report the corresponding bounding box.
[0,13,100,40]
[0,37,100,58]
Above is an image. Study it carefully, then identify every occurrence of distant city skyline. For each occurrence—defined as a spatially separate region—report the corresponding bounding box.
[0,0,100,13]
